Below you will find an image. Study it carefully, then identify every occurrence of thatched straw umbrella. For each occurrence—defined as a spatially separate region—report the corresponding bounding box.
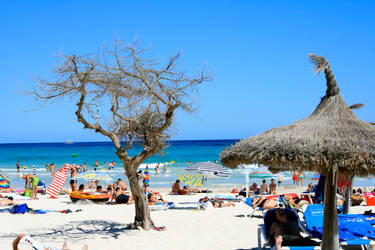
[220,54,375,249]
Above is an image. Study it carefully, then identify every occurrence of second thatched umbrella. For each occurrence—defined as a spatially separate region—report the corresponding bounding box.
[220,54,375,249]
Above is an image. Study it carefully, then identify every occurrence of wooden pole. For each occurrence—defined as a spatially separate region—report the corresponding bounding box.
[321,168,339,249]
[343,175,353,214]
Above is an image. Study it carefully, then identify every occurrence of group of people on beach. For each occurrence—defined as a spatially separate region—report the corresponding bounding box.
[154,162,167,175]
[292,169,305,185]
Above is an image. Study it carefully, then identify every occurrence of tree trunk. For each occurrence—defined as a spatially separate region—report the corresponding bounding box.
[321,168,339,249]
[121,158,152,230]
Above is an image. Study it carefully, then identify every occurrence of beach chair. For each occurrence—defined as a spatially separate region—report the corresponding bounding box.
[302,204,375,248]
[257,208,321,250]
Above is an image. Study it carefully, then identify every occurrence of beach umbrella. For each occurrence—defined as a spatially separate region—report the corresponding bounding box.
[220,54,375,250]
[178,174,204,187]
[75,172,114,182]
[248,168,273,179]
[185,161,231,178]
[144,165,150,185]
[0,176,10,190]
[0,169,10,182]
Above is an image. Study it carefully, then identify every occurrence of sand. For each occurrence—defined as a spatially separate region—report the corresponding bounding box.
[0,186,373,250]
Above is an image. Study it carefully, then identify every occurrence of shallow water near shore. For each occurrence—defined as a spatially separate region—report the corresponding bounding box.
[1,140,374,189]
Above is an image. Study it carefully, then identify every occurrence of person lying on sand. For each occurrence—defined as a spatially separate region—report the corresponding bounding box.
[0,197,18,206]
[252,196,278,210]
[200,197,235,208]
[12,233,88,250]
[210,198,235,208]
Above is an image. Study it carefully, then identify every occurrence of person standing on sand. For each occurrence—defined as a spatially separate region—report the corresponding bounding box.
[69,164,78,192]
[298,169,305,186]
[260,179,268,194]
[269,179,277,194]
[292,170,299,185]
[30,173,39,200]
[50,163,56,176]
[16,160,20,173]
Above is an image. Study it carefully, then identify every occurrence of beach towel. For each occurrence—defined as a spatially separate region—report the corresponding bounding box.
[46,165,69,198]
[6,203,47,214]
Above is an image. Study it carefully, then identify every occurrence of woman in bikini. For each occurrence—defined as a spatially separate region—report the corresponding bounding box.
[252,196,278,209]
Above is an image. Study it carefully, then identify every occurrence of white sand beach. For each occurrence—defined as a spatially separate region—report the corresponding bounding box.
[1,186,374,250]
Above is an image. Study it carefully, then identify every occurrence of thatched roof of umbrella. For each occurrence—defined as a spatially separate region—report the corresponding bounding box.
[220,54,375,177]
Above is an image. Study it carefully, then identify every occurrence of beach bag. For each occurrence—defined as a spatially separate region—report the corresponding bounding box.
[24,188,31,197]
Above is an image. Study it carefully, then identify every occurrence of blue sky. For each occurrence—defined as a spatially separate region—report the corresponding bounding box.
[1,1,374,143]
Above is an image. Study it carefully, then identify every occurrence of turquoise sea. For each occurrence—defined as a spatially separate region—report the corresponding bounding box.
[0,140,374,190]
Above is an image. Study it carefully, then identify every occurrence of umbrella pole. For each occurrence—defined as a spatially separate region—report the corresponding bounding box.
[343,175,354,214]
[322,168,339,250]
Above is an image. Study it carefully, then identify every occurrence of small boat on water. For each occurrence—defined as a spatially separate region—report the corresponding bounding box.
[65,140,73,144]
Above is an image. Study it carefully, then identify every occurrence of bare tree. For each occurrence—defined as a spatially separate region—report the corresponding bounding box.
[28,39,212,230]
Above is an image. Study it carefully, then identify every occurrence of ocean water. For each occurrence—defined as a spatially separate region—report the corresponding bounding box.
[0,140,374,190]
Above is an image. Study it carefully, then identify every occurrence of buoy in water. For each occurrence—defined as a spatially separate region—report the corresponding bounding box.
[170,161,175,163]
[72,154,77,157]
[23,166,28,169]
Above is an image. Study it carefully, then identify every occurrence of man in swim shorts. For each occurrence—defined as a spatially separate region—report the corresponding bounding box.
[114,187,134,204]
[69,164,78,192]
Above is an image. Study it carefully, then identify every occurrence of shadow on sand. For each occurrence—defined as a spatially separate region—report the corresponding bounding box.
[0,219,133,243]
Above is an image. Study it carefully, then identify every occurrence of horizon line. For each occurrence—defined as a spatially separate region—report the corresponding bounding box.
[0,138,241,145]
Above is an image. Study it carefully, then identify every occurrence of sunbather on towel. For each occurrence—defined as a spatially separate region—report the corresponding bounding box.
[171,180,189,194]
[12,233,88,250]
[269,209,318,250]
[0,197,18,206]
[252,196,277,210]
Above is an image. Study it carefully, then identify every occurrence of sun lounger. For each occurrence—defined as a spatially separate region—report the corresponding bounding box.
[302,204,375,247]
[258,208,321,250]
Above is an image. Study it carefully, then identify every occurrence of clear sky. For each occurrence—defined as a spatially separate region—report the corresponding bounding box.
[1,1,374,143]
